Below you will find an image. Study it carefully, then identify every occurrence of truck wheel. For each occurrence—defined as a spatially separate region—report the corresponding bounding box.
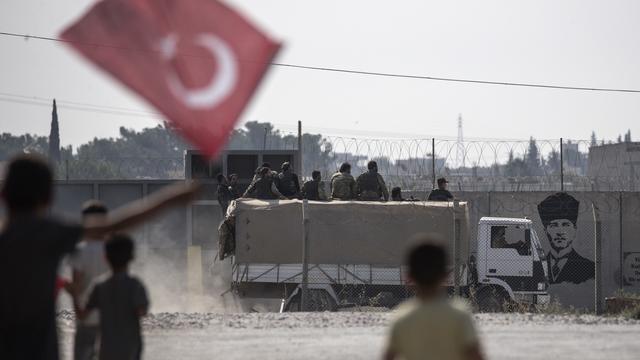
[476,287,510,313]
[308,289,337,312]
[284,289,337,312]
[284,293,301,312]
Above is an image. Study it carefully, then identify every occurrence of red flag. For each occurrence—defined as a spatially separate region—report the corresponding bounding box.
[61,0,280,157]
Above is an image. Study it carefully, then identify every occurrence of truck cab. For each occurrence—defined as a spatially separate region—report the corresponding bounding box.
[474,217,550,310]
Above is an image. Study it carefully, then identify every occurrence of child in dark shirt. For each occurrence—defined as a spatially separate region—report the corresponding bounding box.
[83,234,149,360]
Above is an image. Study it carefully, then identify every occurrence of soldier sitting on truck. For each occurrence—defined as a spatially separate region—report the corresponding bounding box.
[216,174,233,216]
[391,187,418,202]
[242,167,286,200]
[301,170,326,200]
[391,187,404,201]
[427,177,454,201]
[356,160,389,201]
[277,162,301,199]
[251,163,279,184]
[228,173,241,200]
[331,162,357,200]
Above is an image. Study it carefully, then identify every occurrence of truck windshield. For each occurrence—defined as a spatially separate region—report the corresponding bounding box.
[530,229,546,261]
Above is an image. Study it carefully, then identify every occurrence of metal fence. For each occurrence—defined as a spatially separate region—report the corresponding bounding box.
[54,156,184,180]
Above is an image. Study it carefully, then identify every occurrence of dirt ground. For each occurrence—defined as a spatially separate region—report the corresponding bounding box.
[57,311,640,360]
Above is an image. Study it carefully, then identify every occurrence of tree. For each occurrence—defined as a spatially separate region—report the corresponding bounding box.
[48,99,61,164]
[505,150,527,177]
[0,133,48,160]
[617,135,623,143]
[546,150,560,174]
[526,137,540,175]
[624,129,632,143]
[590,131,597,147]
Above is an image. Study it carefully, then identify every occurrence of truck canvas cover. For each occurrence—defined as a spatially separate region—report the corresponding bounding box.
[231,199,469,265]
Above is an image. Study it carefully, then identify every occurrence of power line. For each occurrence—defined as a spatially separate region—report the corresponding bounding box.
[2,30,640,94]
[0,92,161,116]
[0,96,163,119]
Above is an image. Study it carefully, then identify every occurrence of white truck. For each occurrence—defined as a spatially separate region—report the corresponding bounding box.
[219,199,550,312]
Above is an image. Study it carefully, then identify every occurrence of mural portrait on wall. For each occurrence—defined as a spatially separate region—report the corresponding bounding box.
[537,192,595,284]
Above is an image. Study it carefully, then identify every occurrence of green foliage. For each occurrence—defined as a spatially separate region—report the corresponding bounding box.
[0,133,49,160]
[0,121,336,180]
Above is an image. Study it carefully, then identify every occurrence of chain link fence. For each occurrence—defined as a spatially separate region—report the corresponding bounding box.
[54,156,184,180]
[226,191,639,313]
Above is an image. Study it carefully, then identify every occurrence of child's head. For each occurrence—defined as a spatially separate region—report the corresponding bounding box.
[1,155,53,213]
[82,200,108,231]
[105,234,134,271]
[82,200,108,217]
[406,236,449,290]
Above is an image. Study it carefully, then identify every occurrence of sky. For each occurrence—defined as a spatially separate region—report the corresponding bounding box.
[1,0,640,149]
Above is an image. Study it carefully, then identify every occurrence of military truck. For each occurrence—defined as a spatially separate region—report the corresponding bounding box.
[219,199,549,312]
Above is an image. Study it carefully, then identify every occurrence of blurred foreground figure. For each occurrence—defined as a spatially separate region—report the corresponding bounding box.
[427,177,454,201]
[80,234,149,360]
[384,237,484,360]
[0,155,199,360]
[356,161,389,201]
[331,162,357,200]
[70,201,110,360]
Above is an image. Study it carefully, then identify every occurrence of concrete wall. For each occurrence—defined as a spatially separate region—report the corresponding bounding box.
[457,190,639,309]
[40,181,640,309]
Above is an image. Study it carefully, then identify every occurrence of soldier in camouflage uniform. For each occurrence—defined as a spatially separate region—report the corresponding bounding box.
[242,167,286,200]
[356,161,389,201]
[330,162,357,200]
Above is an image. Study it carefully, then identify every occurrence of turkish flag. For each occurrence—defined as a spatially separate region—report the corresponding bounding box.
[61,0,280,157]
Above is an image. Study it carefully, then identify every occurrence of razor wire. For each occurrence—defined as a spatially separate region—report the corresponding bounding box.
[51,134,640,192]
[268,134,640,192]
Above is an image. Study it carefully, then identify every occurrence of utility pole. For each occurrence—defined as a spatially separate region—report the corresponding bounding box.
[560,138,564,192]
[592,204,602,315]
[300,199,309,311]
[297,121,303,176]
[456,114,465,169]
[432,138,436,190]
[262,126,268,150]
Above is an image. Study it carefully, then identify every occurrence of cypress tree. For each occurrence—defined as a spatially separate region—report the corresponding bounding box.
[49,99,61,163]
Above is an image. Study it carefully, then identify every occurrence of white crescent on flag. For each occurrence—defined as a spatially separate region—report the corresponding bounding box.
[160,33,238,109]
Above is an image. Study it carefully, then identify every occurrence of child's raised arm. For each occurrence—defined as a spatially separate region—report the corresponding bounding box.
[83,181,201,239]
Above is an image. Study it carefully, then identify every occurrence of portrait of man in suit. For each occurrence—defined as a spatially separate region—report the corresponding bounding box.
[537,192,595,284]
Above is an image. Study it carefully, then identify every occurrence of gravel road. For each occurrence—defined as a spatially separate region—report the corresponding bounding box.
[57,311,640,360]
